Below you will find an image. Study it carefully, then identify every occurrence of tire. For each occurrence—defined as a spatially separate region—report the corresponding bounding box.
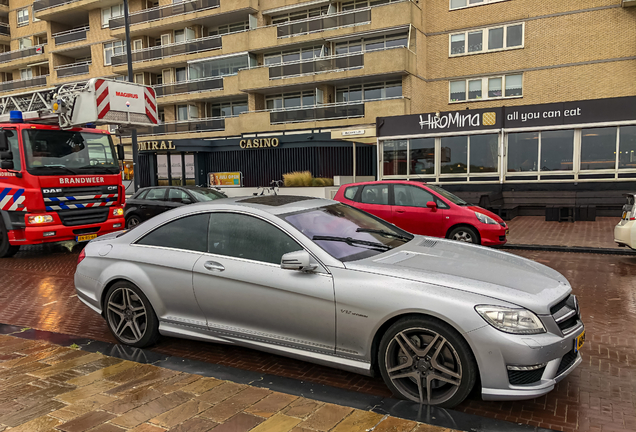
[0,218,19,258]
[126,214,142,229]
[378,317,477,408]
[448,226,480,244]
[104,281,160,348]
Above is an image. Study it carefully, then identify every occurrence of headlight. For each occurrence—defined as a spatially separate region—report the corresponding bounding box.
[112,208,124,217]
[28,215,53,224]
[475,305,546,334]
[474,211,498,225]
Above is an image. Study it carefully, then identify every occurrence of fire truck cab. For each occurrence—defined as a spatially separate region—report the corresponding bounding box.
[0,78,158,257]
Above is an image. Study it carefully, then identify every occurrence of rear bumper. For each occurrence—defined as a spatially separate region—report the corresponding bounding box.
[614,221,634,248]
[8,216,125,245]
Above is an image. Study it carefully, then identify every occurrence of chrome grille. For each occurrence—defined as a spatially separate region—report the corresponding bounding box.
[550,294,581,335]
[42,185,119,226]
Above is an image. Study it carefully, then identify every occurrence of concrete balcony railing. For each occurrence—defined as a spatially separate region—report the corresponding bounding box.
[33,0,79,12]
[53,26,89,46]
[55,61,90,78]
[111,35,221,66]
[275,8,371,38]
[267,52,364,79]
[134,117,226,136]
[269,101,365,124]
[0,45,45,65]
[155,76,223,97]
[0,75,48,92]
[109,0,219,29]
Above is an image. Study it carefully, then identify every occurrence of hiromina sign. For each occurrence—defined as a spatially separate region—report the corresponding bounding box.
[239,138,279,149]
[138,140,176,151]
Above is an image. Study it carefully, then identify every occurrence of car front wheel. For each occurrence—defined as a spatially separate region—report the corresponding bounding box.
[126,215,142,229]
[378,317,477,408]
[448,226,479,244]
[104,281,159,348]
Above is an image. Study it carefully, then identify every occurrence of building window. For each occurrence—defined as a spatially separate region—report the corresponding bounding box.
[19,38,32,49]
[271,6,328,24]
[450,23,523,56]
[175,67,186,82]
[209,21,248,36]
[209,100,248,117]
[507,130,574,173]
[336,81,402,103]
[20,68,33,80]
[177,104,198,121]
[17,8,29,27]
[102,4,124,27]
[335,32,408,54]
[342,0,401,10]
[103,40,125,66]
[266,91,316,110]
[450,0,508,11]
[32,6,40,22]
[264,45,327,65]
[619,126,636,170]
[188,53,250,80]
[450,74,522,102]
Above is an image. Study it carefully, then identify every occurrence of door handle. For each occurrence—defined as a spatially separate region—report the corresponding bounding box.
[139,205,146,209]
[395,210,406,213]
[203,261,225,272]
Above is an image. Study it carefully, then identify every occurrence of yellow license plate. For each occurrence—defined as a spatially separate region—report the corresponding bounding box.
[76,234,98,242]
[623,211,628,220]
[506,229,510,235]
[575,330,585,352]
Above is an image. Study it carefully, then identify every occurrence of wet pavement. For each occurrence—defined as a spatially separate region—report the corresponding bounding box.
[0,333,457,432]
[0,244,635,432]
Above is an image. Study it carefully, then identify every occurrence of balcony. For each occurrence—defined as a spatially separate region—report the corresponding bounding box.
[34,0,79,12]
[623,0,635,6]
[269,52,364,79]
[55,61,90,78]
[0,75,48,93]
[134,117,225,136]
[155,76,223,98]
[0,23,9,37]
[53,26,88,46]
[276,8,371,39]
[111,35,221,66]
[109,0,219,29]
[269,102,365,124]
[34,0,120,22]
[0,46,46,71]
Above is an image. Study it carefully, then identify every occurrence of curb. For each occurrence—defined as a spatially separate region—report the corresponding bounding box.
[501,243,636,256]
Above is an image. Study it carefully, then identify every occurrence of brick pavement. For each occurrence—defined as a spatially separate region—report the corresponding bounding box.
[506,216,622,249]
[0,333,454,432]
[0,245,635,431]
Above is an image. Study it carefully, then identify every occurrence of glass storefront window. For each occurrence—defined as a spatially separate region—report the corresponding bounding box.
[441,136,467,174]
[383,140,407,175]
[507,132,538,172]
[619,126,636,170]
[409,138,435,175]
[541,129,574,171]
[470,134,498,173]
[185,154,195,185]
[157,154,169,185]
[580,127,617,170]
[170,154,182,185]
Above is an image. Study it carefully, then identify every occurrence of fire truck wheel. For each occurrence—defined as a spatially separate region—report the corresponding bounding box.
[0,219,20,258]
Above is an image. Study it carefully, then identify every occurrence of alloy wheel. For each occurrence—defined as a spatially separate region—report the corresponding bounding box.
[452,231,473,242]
[106,287,148,344]
[127,216,141,229]
[385,327,463,405]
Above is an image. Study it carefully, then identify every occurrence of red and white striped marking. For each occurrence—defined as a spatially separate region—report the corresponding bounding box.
[96,79,110,120]
[145,87,158,125]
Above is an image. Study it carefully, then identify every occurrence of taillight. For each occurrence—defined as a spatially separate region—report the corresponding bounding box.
[77,248,86,265]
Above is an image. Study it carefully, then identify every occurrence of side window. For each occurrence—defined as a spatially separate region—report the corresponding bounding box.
[168,188,190,203]
[343,186,359,201]
[6,130,20,171]
[435,197,450,209]
[208,213,302,264]
[135,190,149,200]
[360,184,389,205]
[137,213,209,252]
[394,185,435,208]
[145,188,167,200]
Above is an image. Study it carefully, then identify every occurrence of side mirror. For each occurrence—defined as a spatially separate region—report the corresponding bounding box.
[0,131,8,152]
[116,144,125,161]
[281,250,317,272]
[182,198,192,204]
[0,160,13,170]
[426,201,437,210]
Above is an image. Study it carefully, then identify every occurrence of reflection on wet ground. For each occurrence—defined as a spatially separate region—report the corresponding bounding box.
[0,245,634,432]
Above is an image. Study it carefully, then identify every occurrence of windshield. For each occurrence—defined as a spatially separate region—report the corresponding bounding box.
[283,203,412,262]
[23,129,119,175]
[426,184,469,206]
[187,188,225,201]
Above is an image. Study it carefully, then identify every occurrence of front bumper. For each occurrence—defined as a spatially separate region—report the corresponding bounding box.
[614,220,634,248]
[466,321,584,401]
[8,217,125,245]
[479,224,508,246]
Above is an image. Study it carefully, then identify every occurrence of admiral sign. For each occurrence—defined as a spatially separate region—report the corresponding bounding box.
[138,141,176,151]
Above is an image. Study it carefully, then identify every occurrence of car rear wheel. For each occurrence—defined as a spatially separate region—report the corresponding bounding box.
[448,226,479,244]
[378,317,477,408]
[104,281,159,348]
[126,215,142,229]
[0,219,19,258]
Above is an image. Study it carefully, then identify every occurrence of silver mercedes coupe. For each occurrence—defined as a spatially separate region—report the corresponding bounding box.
[74,196,584,408]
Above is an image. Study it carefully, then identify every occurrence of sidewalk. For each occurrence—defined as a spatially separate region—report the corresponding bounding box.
[0,333,455,432]
[506,216,623,250]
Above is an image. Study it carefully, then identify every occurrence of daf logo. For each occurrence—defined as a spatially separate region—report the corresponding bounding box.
[107,186,117,191]
[43,188,62,194]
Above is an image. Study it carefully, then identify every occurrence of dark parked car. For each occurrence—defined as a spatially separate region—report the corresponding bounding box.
[124,186,226,228]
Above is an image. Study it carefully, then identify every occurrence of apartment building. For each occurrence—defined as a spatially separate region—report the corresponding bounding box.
[1,0,635,202]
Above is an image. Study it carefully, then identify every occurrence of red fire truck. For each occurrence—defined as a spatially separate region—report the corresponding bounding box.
[0,78,158,257]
